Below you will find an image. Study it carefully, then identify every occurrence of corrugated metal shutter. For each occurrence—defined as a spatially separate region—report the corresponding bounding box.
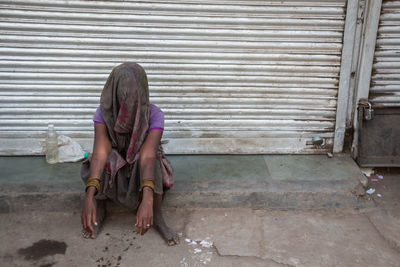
[0,0,346,154]
[371,0,400,107]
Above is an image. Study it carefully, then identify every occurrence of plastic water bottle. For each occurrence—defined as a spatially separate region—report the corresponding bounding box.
[46,124,58,164]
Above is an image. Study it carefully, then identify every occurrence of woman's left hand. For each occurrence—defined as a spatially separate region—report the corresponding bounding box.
[135,189,154,235]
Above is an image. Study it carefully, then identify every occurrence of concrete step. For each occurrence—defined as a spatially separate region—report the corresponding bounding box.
[0,154,368,213]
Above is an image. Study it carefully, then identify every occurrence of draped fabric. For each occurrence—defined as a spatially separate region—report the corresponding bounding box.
[81,62,173,210]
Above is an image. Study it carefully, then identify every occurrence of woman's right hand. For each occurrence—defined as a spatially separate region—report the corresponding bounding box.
[81,187,97,234]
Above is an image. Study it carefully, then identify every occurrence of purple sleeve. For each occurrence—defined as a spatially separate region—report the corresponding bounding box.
[149,104,164,132]
[93,106,105,124]
[94,104,164,132]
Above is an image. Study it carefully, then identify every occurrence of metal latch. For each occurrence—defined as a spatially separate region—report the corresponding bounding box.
[306,136,325,148]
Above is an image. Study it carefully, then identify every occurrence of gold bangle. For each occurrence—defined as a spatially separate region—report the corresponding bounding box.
[87,177,101,183]
[140,179,155,191]
[86,178,100,193]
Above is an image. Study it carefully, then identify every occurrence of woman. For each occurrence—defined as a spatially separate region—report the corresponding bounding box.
[81,62,179,246]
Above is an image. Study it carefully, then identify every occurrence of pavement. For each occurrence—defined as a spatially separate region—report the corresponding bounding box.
[0,155,399,266]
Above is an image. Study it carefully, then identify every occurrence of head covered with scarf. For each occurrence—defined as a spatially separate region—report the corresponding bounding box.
[100,62,150,164]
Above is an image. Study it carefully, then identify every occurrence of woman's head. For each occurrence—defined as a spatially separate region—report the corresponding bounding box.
[100,63,150,159]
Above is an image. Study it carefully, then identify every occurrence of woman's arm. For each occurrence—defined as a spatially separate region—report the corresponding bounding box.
[139,130,162,180]
[82,123,111,233]
[89,124,112,181]
[136,130,162,234]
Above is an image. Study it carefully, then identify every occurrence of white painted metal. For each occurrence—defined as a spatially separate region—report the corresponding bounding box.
[333,0,360,153]
[370,0,400,107]
[351,0,382,157]
[0,0,346,154]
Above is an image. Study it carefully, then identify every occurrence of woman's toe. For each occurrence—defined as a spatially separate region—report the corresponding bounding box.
[168,235,179,246]
[82,229,92,239]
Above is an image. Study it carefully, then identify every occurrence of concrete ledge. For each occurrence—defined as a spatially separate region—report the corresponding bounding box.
[0,154,367,212]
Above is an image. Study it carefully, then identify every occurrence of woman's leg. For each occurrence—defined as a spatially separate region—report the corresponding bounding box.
[153,193,179,246]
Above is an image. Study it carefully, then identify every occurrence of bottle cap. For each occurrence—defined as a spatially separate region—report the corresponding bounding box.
[84,152,89,158]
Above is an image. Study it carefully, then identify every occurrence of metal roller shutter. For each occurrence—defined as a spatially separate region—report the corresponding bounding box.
[0,0,346,154]
[371,0,400,107]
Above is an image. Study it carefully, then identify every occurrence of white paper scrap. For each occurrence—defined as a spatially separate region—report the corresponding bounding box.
[378,175,384,179]
[377,194,382,197]
[200,240,213,248]
[194,248,202,254]
[366,188,375,195]
[185,238,191,243]
[360,168,374,177]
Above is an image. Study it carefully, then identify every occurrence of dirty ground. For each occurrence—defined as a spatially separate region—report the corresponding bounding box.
[0,162,399,267]
[1,204,400,267]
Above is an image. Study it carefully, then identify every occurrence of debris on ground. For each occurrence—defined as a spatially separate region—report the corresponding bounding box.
[378,175,384,180]
[361,168,374,177]
[200,240,213,248]
[366,188,376,195]
[371,179,378,182]
[377,194,382,198]
[194,248,202,254]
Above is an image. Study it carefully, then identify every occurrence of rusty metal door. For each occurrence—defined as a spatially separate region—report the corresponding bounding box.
[357,0,400,166]
[0,0,348,155]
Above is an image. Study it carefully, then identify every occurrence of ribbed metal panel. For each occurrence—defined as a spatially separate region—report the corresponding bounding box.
[0,0,346,154]
[371,0,400,107]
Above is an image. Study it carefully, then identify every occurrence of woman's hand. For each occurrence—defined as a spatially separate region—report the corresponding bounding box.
[81,187,97,234]
[135,188,154,235]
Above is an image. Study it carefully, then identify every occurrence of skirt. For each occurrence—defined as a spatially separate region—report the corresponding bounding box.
[81,153,164,211]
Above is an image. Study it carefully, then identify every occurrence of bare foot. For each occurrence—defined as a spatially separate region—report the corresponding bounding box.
[154,213,180,246]
[82,199,107,239]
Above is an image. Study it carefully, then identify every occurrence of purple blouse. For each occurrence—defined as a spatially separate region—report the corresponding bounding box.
[93,103,164,132]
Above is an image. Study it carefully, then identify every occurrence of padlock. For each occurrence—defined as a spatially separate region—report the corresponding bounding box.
[364,102,374,120]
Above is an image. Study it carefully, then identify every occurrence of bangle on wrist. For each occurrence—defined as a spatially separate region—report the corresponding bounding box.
[86,177,101,194]
[140,179,155,191]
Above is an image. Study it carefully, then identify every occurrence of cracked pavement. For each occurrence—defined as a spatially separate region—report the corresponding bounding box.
[1,205,399,267]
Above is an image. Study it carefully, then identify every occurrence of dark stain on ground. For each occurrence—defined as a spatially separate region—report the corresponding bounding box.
[18,239,67,261]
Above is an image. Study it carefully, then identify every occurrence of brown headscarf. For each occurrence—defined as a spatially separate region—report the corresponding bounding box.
[100,62,150,164]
